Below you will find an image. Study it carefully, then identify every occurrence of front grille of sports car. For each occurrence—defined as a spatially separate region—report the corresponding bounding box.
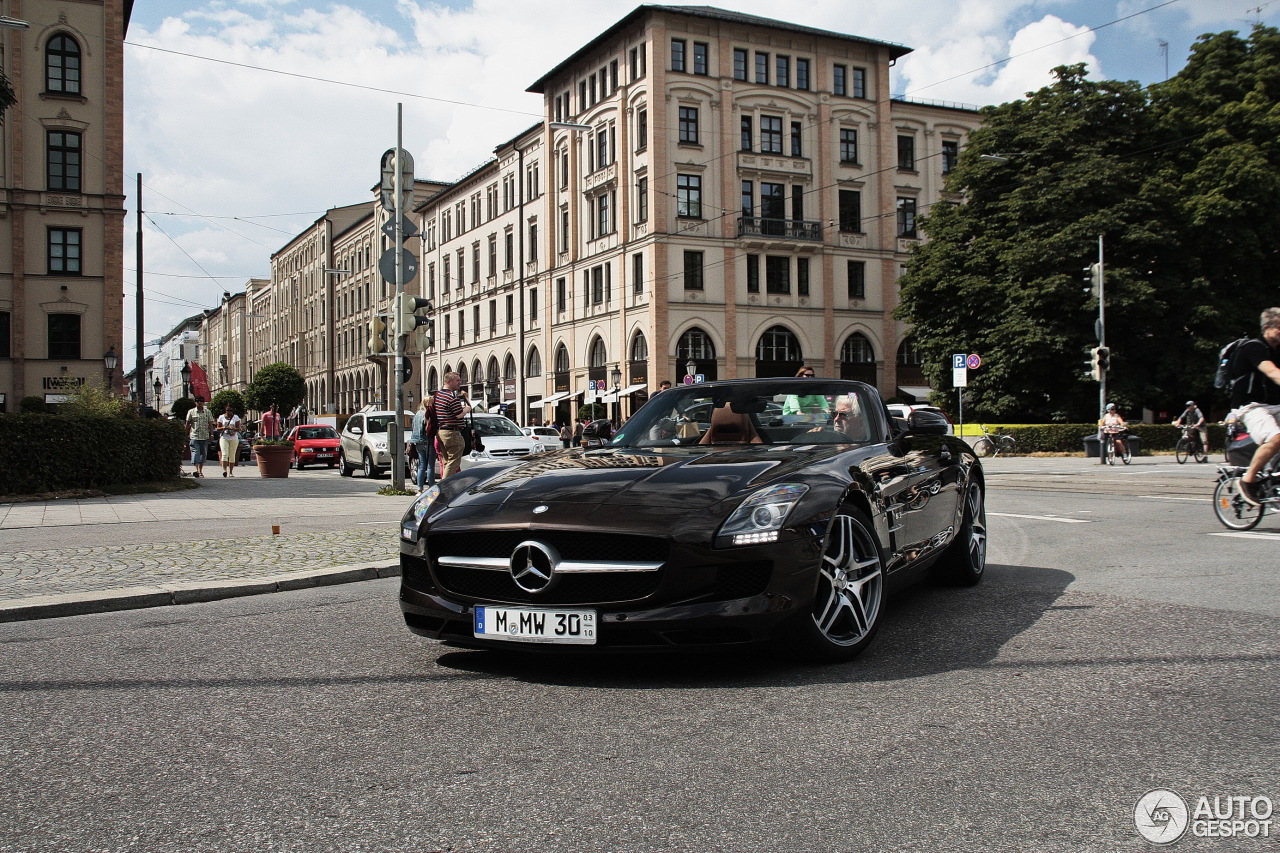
[424,530,669,606]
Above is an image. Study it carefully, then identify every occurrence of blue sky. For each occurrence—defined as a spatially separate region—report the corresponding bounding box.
[120,0,1272,353]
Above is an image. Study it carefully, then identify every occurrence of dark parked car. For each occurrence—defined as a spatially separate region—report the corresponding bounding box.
[206,431,253,462]
[399,378,986,662]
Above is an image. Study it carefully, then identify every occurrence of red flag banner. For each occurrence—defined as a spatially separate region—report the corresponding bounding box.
[188,362,211,400]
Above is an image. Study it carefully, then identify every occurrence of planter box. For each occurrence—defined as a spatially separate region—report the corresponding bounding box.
[253,444,292,478]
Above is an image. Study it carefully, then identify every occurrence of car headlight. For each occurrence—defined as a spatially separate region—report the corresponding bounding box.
[717,483,809,546]
[529,443,545,454]
[401,485,442,541]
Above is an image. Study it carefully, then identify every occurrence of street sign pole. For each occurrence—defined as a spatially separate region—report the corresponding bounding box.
[392,106,407,489]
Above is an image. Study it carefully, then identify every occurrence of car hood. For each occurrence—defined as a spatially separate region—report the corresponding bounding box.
[296,439,339,448]
[442,443,846,512]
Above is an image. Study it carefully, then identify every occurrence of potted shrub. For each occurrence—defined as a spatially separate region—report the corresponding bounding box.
[253,438,294,478]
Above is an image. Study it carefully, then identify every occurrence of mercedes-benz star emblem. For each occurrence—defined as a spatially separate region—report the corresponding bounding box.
[510,540,560,593]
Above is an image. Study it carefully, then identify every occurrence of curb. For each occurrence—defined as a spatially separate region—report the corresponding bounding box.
[0,560,402,623]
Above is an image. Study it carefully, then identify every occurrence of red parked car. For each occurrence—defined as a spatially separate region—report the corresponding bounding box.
[283,424,341,469]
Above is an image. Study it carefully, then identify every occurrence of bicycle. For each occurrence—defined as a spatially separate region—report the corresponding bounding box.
[973,424,1016,458]
[1213,466,1277,530]
[1102,430,1132,465]
[1174,425,1208,465]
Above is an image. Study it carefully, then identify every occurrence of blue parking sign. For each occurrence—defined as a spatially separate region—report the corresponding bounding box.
[952,353,966,370]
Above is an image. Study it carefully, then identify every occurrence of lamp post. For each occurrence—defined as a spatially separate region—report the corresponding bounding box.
[484,379,498,413]
[686,359,697,384]
[153,377,162,409]
[610,366,622,426]
[180,361,192,400]
[103,347,118,395]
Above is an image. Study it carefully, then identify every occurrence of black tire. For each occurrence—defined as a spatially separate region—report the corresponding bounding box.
[1121,441,1132,465]
[1175,438,1189,464]
[935,479,987,586]
[999,436,1016,456]
[793,507,885,663]
[339,453,354,477]
[1213,477,1263,530]
[1105,437,1115,465]
[973,438,994,458]
[1195,442,1208,464]
[293,455,304,470]
[363,451,380,478]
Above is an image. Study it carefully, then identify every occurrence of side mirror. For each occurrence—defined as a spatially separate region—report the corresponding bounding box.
[906,410,949,436]
[349,426,363,437]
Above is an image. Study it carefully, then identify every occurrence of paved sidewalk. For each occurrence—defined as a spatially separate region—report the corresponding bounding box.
[0,470,408,622]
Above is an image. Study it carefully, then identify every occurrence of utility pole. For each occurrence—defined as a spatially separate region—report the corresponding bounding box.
[1096,234,1107,465]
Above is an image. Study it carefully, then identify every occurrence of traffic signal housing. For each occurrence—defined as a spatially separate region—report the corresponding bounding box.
[394,293,433,343]
[1082,263,1101,299]
[368,316,388,354]
[1096,346,1110,373]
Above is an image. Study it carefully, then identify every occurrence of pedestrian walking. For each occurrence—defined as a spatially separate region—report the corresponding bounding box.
[432,372,471,479]
[260,403,282,440]
[410,395,438,492]
[184,396,214,478]
[216,403,243,478]
[559,422,573,449]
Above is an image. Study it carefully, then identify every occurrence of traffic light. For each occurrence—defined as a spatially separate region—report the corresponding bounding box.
[1082,263,1101,298]
[368,316,388,354]
[1088,346,1102,381]
[1096,346,1111,373]
[415,318,435,351]
[394,293,433,342]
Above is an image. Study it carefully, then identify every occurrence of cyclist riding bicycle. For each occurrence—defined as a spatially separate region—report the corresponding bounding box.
[1173,400,1208,454]
[1100,403,1129,458]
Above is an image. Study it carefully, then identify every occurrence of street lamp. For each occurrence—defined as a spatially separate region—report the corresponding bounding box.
[153,377,162,409]
[103,347,118,394]
[686,359,696,383]
[484,379,498,412]
[180,361,192,400]
[610,366,622,425]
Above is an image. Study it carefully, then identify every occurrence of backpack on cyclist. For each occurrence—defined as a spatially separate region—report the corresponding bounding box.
[1214,337,1254,395]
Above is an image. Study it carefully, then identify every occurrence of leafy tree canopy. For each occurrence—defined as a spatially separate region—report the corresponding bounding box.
[897,27,1280,422]
[244,362,305,415]
[209,389,246,418]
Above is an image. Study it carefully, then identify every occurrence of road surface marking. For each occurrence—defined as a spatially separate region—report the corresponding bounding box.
[1140,495,1207,502]
[1209,531,1280,541]
[988,512,1091,524]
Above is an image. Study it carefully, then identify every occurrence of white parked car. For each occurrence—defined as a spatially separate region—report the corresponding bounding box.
[886,403,955,435]
[339,410,402,478]
[522,425,563,451]
[461,414,546,470]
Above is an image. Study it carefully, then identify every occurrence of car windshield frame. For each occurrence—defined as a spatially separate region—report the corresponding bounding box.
[612,379,879,448]
[473,416,525,437]
[297,427,337,440]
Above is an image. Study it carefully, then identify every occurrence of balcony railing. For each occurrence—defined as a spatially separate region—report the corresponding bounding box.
[737,217,823,242]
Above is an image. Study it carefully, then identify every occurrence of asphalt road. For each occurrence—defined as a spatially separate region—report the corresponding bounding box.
[0,457,1275,853]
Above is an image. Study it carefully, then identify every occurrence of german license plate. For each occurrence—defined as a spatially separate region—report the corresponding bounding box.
[315,453,333,459]
[474,606,597,645]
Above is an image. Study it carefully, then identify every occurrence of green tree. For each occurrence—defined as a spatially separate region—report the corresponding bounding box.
[244,362,305,416]
[62,383,139,419]
[209,389,246,418]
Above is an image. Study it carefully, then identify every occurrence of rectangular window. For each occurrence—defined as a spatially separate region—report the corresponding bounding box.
[755,52,769,84]
[766,256,790,294]
[741,180,753,217]
[592,266,604,304]
[632,253,644,294]
[852,67,866,99]
[833,64,847,96]
[48,228,81,274]
[678,106,699,144]
[897,197,918,238]
[597,193,611,235]
[630,48,640,81]
[529,287,538,323]
[0,311,10,358]
[790,121,802,157]
[489,300,497,334]
[791,185,804,222]
[746,254,759,293]
[683,251,704,291]
[796,58,810,91]
[637,108,648,149]
[760,116,782,154]
[740,116,752,151]
[556,276,566,312]
[847,260,866,299]
[560,208,569,252]
[671,39,686,72]
[578,80,586,112]
[610,60,618,92]
[840,128,858,163]
[505,294,513,327]
[637,176,648,222]
[898,135,916,170]
[472,305,480,339]
[443,255,450,291]
[797,258,810,297]
[529,223,538,261]
[596,130,609,169]
[472,244,480,282]
[47,131,81,192]
[839,190,862,232]
[505,233,514,269]
[733,48,748,81]
[488,235,497,277]
[942,140,959,174]
[760,182,784,229]
[589,74,597,105]
[676,174,702,218]
[693,42,708,75]
[48,313,81,360]
[775,55,789,88]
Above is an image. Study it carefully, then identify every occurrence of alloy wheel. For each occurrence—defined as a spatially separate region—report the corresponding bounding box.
[811,510,884,649]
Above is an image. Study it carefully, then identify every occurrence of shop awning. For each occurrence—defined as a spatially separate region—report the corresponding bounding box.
[618,383,647,395]
[897,386,933,400]
[539,390,582,405]
[487,400,516,413]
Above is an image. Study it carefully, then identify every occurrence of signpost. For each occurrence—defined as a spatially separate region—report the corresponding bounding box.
[953,353,980,439]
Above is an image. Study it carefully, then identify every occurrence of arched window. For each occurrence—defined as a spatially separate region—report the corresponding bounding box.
[630,331,649,363]
[46,34,81,96]
[554,344,570,374]
[840,332,876,384]
[503,355,516,381]
[458,363,469,384]
[677,328,717,381]
[487,357,500,384]
[754,325,801,378]
[896,338,924,367]
[589,337,608,368]
[527,346,542,378]
[426,367,439,394]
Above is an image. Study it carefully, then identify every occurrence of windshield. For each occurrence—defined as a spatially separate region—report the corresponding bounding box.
[298,427,337,440]
[613,380,877,448]
[473,417,525,437]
